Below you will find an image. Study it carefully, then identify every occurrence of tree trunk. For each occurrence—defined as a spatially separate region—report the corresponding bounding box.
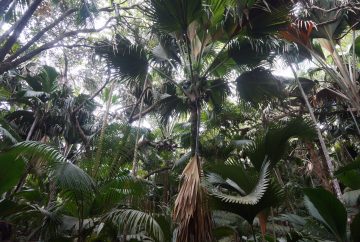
[93,81,114,178]
[290,65,343,200]
[306,142,332,191]
[190,103,198,155]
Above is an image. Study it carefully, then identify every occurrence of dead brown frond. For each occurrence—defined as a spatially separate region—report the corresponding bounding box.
[173,155,213,242]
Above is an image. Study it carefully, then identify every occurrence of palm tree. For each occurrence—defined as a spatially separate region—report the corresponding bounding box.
[95,0,296,240]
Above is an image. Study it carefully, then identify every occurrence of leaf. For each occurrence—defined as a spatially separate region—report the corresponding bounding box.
[247,118,316,171]
[303,187,347,242]
[0,152,25,195]
[22,65,59,93]
[0,124,18,144]
[95,36,148,84]
[104,209,165,242]
[210,180,284,224]
[236,67,285,104]
[3,141,95,194]
[148,0,202,32]
[173,156,212,242]
[335,157,360,190]
[173,151,192,168]
[206,162,270,205]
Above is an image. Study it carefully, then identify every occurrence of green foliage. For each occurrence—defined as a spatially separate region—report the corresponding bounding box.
[95,36,148,83]
[355,35,360,58]
[206,160,284,224]
[303,187,347,242]
[103,209,165,242]
[236,67,285,104]
[0,151,25,194]
[205,162,270,205]
[246,118,316,170]
[335,157,360,190]
[148,0,202,32]
[2,141,95,194]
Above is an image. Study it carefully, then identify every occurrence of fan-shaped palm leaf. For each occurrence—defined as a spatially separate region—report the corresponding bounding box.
[205,162,270,205]
[246,118,316,170]
[147,0,202,33]
[236,67,285,104]
[2,141,95,194]
[95,35,148,84]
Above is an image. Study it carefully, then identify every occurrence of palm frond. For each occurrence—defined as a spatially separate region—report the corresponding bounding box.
[236,67,285,104]
[95,35,148,84]
[103,208,165,242]
[22,65,59,93]
[173,156,213,242]
[0,124,18,144]
[205,162,270,205]
[4,141,95,193]
[246,118,316,170]
[147,0,202,33]
[210,179,284,224]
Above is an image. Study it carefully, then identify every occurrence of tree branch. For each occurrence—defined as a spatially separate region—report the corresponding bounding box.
[0,0,43,61]
[143,166,172,179]
[0,17,115,74]
[5,8,78,62]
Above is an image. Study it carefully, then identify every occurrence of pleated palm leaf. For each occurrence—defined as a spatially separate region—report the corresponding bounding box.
[205,160,284,226]
[0,141,95,194]
[246,118,316,171]
[203,118,316,237]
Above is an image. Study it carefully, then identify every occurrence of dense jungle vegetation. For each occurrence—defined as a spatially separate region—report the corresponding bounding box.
[1,0,360,241]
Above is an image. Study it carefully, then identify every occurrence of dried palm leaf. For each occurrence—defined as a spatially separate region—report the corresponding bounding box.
[173,155,212,242]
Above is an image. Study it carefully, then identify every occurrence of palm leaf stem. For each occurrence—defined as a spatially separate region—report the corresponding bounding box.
[289,64,342,201]
[202,40,231,78]
[131,72,149,176]
[26,111,39,141]
[349,107,360,136]
[151,65,190,99]
[93,79,116,179]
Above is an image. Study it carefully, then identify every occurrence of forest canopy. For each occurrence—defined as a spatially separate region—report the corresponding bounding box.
[1,0,360,241]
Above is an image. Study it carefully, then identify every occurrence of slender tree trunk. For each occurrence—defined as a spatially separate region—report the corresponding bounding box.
[190,103,198,155]
[290,65,342,200]
[26,111,39,141]
[306,142,332,191]
[131,76,149,176]
[93,80,115,178]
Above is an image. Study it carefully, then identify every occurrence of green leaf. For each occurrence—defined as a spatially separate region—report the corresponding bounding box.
[96,36,148,84]
[236,67,285,104]
[0,151,25,195]
[303,187,347,242]
[104,209,165,242]
[2,141,94,194]
[206,160,284,224]
[148,0,202,32]
[335,157,360,190]
[206,162,270,205]
[247,118,316,171]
